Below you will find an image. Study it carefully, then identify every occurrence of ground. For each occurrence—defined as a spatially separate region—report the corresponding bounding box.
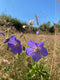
[0,31,60,80]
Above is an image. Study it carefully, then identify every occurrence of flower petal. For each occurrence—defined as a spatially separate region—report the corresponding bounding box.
[11,48,18,54]
[38,42,44,47]
[32,52,41,61]
[36,30,39,35]
[11,45,22,54]
[0,32,5,36]
[40,47,48,57]
[8,41,15,48]
[4,38,9,43]
[26,47,34,56]
[18,46,22,54]
[16,39,21,45]
[10,36,16,41]
[28,40,36,47]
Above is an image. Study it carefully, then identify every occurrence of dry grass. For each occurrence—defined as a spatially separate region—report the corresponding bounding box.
[0,31,60,80]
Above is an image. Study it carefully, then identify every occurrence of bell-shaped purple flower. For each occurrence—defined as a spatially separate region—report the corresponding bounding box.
[36,30,39,35]
[0,32,5,36]
[8,36,22,54]
[26,40,48,61]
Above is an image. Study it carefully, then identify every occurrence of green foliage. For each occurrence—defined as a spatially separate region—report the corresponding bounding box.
[32,27,38,33]
[49,26,54,33]
[10,18,23,31]
[0,14,26,32]
[0,77,4,80]
[57,24,60,30]
[26,61,49,80]
[0,14,60,34]
[39,21,50,32]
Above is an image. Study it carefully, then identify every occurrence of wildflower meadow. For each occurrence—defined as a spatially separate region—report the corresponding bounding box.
[0,16,60,80]
[0,0,60,80]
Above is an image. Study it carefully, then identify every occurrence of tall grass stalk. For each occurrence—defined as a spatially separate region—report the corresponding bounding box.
[49,0,57,79]
[49,24,57,80]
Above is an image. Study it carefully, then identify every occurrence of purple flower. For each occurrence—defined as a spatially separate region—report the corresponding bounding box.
[36,30,39,35]
[4,38,10,43]
[0,32,5,36]
[8,36,22,54]
[26,40,48,61]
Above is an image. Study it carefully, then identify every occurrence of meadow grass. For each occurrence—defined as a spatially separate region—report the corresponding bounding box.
[0,31,60,80]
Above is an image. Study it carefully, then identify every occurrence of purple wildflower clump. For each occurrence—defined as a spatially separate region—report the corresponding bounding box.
[26,40,48,61]
[0,32,5,36]
[36,30,39,35]
[8,35,22,54]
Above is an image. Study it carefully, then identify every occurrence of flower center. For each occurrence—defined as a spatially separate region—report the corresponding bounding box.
[13,41,19,48]
[34,46,40,53]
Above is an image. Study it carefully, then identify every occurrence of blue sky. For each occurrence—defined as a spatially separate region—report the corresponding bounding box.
[0,0,60,27]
